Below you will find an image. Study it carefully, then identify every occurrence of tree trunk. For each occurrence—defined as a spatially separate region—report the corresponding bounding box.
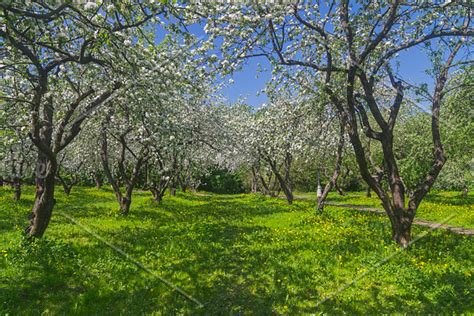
[269,171,281,197]
[257,171,270,195]
[64,185,72,195]
[388,209,414,248]
[335,183,345,196]
[169,185,176,196]
[119,184,135,216]
[25,154,57,238]
[143,162,149,190]
[94,173,103,188]
[280,183,292,204]
[150,177,169,204]
[336,166,349,196]
[267,157,293,205]
[155,194,162,203]
[250,167,259,193]
[100,120,146,216]
[13,177,21,201]
[59,178,67,194]
[119,196,131,216]
[57,173,74,195]
[151,188,163,203]
[318,121,345,211]
[177,175,187,193]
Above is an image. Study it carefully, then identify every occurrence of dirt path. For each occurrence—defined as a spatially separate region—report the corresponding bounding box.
[325,202,474,236]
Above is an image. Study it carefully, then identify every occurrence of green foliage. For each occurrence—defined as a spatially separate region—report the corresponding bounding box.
[436,67,474,190]
[199,168,245,194]
[395,111,433,189]
[1,186,473,314]
[394,67,474,191]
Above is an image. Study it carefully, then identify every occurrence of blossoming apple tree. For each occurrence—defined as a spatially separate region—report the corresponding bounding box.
[196,1,473,247]
[0,1,174,236]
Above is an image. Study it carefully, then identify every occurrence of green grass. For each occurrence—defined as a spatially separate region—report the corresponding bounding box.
[293,191,474,229]
[0,186,473,314]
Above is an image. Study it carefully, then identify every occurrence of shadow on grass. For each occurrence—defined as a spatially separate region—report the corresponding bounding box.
[423,193,474,206]
[1,187,473,314]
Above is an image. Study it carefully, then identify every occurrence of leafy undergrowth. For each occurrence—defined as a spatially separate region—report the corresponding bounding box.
[0,186,473,314]
[294,191,474,229]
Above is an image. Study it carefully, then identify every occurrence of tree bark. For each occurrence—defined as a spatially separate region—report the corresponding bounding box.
[257,170,271,195]
[389,209,414,248]
[266,155,293,205]
[169,186,176,196]
[179,175,187,193]
[9,146,25,201]
[25,91,58,238]
[2,14,121,239]
[13,177,21,201]
[317,120,345,211]
[119,196,131,216]
[25,153,57,237]
[336,166,350,196]
[100,121,145,216]
[250,167,259,193]
[56,174,74,195]
[151,187,165,203]
[94,172,103,188]
[149,176,169,204]
[335,183,345,196]
[151,188,162,203]
[152,190,163,203]
[64,185,72,195]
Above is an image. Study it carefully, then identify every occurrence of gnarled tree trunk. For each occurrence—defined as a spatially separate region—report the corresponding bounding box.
[178,175,187,193]
[335,183,345,196]
[119,192,132,216]
[56,174,77,195]
[250,167,260,193]
[94,172,103,188]
[169,185,176,196]
[151,188,163,203]
[266,153,293,205]
[149,176,170,204]
[12,177,21,201]
[100,121,146,216]
[366,187,372,197]
[25,153,57,237]
[258,169,271,196]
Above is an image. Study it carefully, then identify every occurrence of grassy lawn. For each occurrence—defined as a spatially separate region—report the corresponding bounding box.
[294,191,474,229]
[0,186,473,314]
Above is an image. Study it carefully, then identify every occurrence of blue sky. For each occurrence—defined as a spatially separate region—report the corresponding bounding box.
[219,57,272,108]
[219,47,433,108]
[183,23,274,108]
[163,18,439,109]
